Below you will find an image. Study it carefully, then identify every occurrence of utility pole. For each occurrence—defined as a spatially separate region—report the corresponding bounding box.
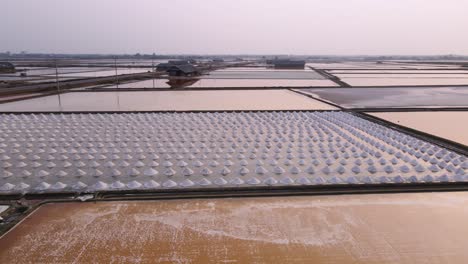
[152,54,155,89]
[114,56,119,88]
[113,56,121,108]
[54,58,62,110]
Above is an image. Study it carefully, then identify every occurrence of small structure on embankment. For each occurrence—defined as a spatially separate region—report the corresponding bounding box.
[167,64,200,77]
[0,62,15,73]
[156,60,192,71]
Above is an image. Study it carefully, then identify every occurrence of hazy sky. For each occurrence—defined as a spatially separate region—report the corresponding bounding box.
[2,0,468,55]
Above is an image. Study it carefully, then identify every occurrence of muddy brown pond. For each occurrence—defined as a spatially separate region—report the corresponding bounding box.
[2,192,468,263]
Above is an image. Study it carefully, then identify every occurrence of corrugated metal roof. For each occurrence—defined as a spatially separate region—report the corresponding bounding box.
[168,64,198,74]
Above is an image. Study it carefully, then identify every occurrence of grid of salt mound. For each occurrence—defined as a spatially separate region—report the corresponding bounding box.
[0,112,466,194]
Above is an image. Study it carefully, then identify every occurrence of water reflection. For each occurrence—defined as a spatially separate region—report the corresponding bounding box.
[299,87,468,108]
[166,78,200,88]
[103,78,337,88]
[0,90,336,112]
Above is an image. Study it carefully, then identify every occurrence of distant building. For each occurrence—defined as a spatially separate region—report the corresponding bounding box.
[168,60,190,65]
[167,64,200,77]
[0,62,15,73]
[156,60,192,71]
[267,59,305,69]
[156,63,171,71]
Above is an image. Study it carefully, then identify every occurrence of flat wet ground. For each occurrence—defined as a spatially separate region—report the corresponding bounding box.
[298,87,468,109]
[0,67,153,86]
[0,76,43,82]
[42,68,151,78]
[14,67,111,76]
[369,111,468,146]
[2,192,468,263]
[0,90,337,111]
[0,92,46,102]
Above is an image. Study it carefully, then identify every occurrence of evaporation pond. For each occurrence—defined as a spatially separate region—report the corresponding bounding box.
[369,111,468,146]
[2,192,468,263]
[0,90,336,111]
[298,87,468,108]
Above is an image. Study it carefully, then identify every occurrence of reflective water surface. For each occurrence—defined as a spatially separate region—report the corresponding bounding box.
[339,77,468,86]
[299,87,468,108]
[0,90,337,111]
[105,78,337,88]
[370,111,468,146]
